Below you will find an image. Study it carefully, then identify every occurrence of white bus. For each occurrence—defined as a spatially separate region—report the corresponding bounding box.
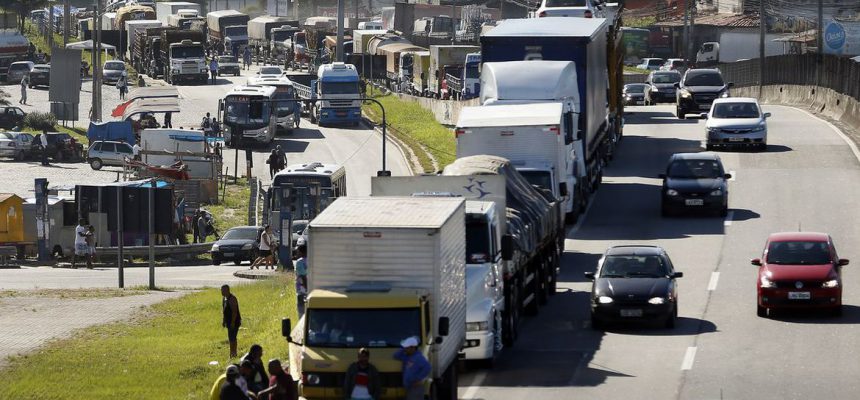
[220,85,277,147]
[252,76,301,134]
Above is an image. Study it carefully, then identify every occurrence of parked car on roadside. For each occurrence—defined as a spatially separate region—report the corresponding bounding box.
[586,245,683,329]
[659,58,687,73]
[218,55,241,76]
[28,64,51,88]
[622,83,648,106]
[0,131,35,160]
[636,58,664,71]
[753,232,848,317]
[102,60,127,85]
[675,68,732,119]
[6,61,34,83]
[704,98,770,151]
[87,140,134,170]
[644,70,681,105]
[0,106,26,130]
[660,152,730,217]
[210,226,264,265]
[536,0,605,18]
[31,132,84,162]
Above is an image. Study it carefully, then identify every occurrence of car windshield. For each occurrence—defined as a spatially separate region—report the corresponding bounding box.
[713,102,760,119]
[600,255,669,278]
[767,241,832,265]
[647,59,663,66]
[545,0,586,7]
[625,84,646,93]
[260,67,282,75]
[684,72,724,86]
[668,159,723,179]
[221,228,259,241]
[652,73,680,84]
[104,62,124,71]
[518,170,553,191]
[306,308,421,348]
[219,56,237,63]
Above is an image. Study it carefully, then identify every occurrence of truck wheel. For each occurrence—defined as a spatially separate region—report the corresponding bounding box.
[537,259,549,305]
[502,284,520,347]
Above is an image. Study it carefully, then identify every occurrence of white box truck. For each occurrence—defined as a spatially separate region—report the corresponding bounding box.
[284,196,466,400]
[155,2,201,25]
[428,44,479,98]
[456,102,580,222]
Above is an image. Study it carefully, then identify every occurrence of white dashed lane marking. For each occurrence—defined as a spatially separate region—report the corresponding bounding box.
[681,346,698,370]
[707,272,720,291]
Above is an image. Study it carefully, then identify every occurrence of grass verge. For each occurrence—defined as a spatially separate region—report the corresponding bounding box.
[206,178,251,240]
[0,287,149,299]
[363,93,456,172]
[20,125,88,144]
[0,276,298,400]
[623,66,651,75]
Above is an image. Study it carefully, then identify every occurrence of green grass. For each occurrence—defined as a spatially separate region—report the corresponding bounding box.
[624,66,651,74]
[363,94,456,172]
[0,288,149,299]
[20,125,88,143]
[623,16,657,29]
[0,277,298,400]
[206,178,251,240]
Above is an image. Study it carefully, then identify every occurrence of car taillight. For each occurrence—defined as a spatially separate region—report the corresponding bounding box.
[538,11,547,17]
[584,10,593,18]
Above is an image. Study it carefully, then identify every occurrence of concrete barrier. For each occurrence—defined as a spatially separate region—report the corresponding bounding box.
[391,93,480,126]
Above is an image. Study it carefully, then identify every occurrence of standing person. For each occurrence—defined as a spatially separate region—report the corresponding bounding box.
[164,111,173,128]
[39,131,49,166]
[202,112,212,135]
[86,225,96,268]
[222,284,242,358]
[275,145,287,172]
[71,218,89,269]
[211,118,221,137]
[294,245,308,316]
[132,142,141,161]
[249,225,274,270]
[267,149,279,179]
[344,348,381,400]
[243,46,252,70]
[241,344,268,394]
[192,210,201,243]
[393,337,431,400]
[198,211,209,242]
[20,75,28,105]
[117,74,127,100]
[210,57,219,85]
[257,359,298,400]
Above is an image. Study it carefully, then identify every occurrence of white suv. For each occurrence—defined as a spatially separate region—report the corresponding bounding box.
[537,0,605,18]
[87,141,134,170]
[704,98,770,151]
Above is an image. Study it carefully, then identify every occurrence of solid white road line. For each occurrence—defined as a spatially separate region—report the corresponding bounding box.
[728,170,736,181]
[790,106,860,163]
[681,347,698,370]
[461,371,488,400]
[724,211,734,227]
[707,272,720,291]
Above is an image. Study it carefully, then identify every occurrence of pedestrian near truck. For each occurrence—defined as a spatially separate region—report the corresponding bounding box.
[294,245,308,317]
[249,225,274,270]
[393,337,431,400]
[210,57,219,85]
[344,348,381,400]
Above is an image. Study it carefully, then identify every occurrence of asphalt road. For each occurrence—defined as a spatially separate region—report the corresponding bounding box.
[458,104,860,400]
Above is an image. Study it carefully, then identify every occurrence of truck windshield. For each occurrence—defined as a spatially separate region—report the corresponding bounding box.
[225,26,247,37]
[465,63,479,79]
[225,97,270,125]
[320,81,359,95]
[545,0,586,6]
[272,86,296,117]
[172,46,204,58]
[518,170,553,192]
[432,17,452,33]
[272,31,292,42]
[294,34,307,46]
[466,217,491,264]
[306,308,422,348]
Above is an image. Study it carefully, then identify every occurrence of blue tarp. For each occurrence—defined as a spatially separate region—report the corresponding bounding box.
[87,121,135,145]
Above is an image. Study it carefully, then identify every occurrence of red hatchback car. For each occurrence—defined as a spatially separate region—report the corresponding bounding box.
[753,232,849,317]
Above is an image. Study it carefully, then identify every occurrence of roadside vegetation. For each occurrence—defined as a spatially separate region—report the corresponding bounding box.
[363,93,456,172]
[0,287,149,299]
[0,277,298,399]
[206,177,251,242]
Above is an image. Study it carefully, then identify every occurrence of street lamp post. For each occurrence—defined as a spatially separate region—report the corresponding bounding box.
[361,97,390,176]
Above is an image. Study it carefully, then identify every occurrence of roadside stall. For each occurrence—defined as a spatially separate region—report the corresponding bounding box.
[0,194,25,254]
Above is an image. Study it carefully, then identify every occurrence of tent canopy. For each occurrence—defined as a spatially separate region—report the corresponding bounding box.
[65,40,117,51]
[121,97,181,120]
[111,86,180,117]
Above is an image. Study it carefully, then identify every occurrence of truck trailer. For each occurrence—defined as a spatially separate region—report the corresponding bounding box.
[428,45,479,98]
[155,2,201,25]
[207,10,249,56]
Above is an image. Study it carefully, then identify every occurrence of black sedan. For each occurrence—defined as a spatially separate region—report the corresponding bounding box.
[210,226,263,265]
[660,152,730,217]
[29,64,50,88]
[623,83,648,106]
[585,245,683,329]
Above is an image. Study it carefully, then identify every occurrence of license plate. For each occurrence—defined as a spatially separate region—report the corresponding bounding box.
[222,252,234,257]
[788,292,811,300]
[620,309,643,317]
[685,199,704,206]
[728,137,745,142]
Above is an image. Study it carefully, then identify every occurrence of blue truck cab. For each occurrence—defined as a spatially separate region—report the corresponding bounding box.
[313,62,362,126]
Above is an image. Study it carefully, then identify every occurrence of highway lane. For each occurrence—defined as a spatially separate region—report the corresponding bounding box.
[459,104,860,399]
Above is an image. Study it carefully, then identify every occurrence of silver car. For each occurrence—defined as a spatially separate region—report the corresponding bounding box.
[102,60,127,85]
[0,131,34,160]
[7,61,34,83]
[87,140,134,170]
[704,98,771,151]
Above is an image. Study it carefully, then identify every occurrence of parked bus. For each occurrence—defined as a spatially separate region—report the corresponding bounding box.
[253,76,302,134]
[219,85,277,147]
[267,162,347,263]
[621,27,650,65]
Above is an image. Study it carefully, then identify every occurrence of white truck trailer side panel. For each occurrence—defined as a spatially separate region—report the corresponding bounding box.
[156,2,200,25]
[308,197,466,377]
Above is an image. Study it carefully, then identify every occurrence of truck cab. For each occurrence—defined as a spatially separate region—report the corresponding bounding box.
[313,62,362,126]
[695,42,719,66]
[167,39,207,84]
[414,16,454,37]
[223,25,249,56]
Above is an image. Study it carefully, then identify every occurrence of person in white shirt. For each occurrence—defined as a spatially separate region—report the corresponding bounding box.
[132,143,141,161]
[249,225,275,270]
[39,132,49,166]
[72,218,91,269]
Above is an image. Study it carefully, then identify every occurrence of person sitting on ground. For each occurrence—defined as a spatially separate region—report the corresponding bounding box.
[212,364,251,400]
[241,344,268,394]
[257,359,298,400]
[239,360,259,398]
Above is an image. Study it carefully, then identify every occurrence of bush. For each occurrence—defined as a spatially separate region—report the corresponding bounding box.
[23,111,57,131]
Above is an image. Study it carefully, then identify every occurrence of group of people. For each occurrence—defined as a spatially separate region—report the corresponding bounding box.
[202,112,222,137]
[249,225,276,270]
[267,145,288,178]
[72,218,97,269]
[193,209,218,243]
[210,343,299,400]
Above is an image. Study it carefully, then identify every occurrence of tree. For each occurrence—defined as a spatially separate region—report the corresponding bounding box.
[0,0,49,34]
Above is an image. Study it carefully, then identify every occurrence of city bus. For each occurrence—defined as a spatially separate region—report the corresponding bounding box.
[253,76,302,134]
[621,27,650,65]
[219,85,277,147]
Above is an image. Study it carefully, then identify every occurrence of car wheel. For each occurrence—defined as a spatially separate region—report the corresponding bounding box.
[831,306,843,317]
[676,106,686,119]
[661,203,672,217]
[758,143,767,152]
[90,158,103,170]
[234,258,243,266]
[720,206,728,218]
[213,259,221,266]
[705,142,714,151]
[757,304,767,317]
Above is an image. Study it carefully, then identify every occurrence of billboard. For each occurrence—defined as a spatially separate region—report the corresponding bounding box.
[49,48,83,104]
[823,20,860,56]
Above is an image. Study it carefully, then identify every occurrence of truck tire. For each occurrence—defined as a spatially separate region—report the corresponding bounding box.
[502,283,520,347]
[525,267,541,316]
[434,361,458,400]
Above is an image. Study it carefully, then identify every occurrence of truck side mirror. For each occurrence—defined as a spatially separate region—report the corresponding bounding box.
[501,234,513,261]
[559,182,568,197]
[281,318,292,339]
[438,317,449,336]
[673,82,680,88]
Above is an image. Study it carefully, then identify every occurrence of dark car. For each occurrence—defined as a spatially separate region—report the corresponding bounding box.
[586,245,683,328]
[31,132,84,162]
[675,69,732,119]
[210,226,264,265]
[644,70,681,105]
[29,64,50,88]
[660,153,730,217]
[753,232,849,317]
[0,106,26,130]
[622,83,648,106]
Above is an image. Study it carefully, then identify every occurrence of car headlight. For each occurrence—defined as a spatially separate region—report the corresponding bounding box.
[707,127,719,133]
[760,276,777,288]
[680,90,691,98]
[241,243,253,250]
[466,321,489,332]
[304,373,321,385]
[720,91,730,98]
[751,123,766,132]
[822,279,839,288]
[710,189,722,196]
[666,189,679,196]
[597,295,614,304]
[648,297,666,305]
[210,244,219,252]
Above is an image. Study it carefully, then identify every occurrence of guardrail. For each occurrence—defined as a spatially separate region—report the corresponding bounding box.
[95,242,212,259]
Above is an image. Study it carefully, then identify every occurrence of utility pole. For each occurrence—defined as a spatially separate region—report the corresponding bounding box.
[48,3,54,49]
[451,0,456,45]
[759,0,766,96]
[94,0,103,122]
[688,0,695,64]
[336,0,345,62]
[817,0,823,87]
[148,179,156,290]
[682,0,689,62]
[63,0,70,46]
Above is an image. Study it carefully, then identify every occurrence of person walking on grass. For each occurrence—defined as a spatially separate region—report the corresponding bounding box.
[222,284,242,358]
[20,75,28,105]
[250,225,274,270]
